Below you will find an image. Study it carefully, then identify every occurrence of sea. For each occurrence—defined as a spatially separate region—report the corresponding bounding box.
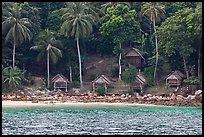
[2,105,202,135]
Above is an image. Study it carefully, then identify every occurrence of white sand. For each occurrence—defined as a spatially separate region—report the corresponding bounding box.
[2,100,166,108]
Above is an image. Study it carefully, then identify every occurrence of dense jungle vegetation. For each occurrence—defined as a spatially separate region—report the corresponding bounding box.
[2,2,202,92]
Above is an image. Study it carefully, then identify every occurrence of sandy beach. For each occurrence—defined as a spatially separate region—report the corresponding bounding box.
[2,100,167,108]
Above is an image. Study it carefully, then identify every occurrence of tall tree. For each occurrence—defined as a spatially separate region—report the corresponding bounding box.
[30,29,62,89]
[157,7,201,80]
[141,2,165,85]
[2,2,32,68]
[61,2,97,90]
[100,4,141,80]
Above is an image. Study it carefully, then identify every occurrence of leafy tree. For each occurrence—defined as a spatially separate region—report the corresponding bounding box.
[30,29,62,89]
[60,2,97,90]
[100,4,141,80]
[141,2,165,85]
[46,8,67,32]
[157,7,201,80]
[101,2,130,13]
[2,2,33,68]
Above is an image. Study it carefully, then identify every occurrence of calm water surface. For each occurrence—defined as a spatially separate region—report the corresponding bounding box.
[2,105,202,135]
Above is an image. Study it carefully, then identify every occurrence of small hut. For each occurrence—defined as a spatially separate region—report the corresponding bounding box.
[92,75,111,92]
[130,73,146,94]
[51,74,69,92]
[166,71,186,89]
[125,48,145,69]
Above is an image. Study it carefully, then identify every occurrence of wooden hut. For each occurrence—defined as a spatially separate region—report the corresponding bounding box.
[125,48,145,69]
[130,73,146,94]
[51,74,69,92]
[92,75,111,92]
[166,71,186,89]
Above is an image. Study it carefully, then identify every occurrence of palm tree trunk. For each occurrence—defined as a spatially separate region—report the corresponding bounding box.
[76,38,83,90]
[12,41,16,68]
[182,55,189,79]
[153,18,158,85]
[69,66,72,82]
[47,51,50,89]
[198,46,200,78]
[119,43,122,81]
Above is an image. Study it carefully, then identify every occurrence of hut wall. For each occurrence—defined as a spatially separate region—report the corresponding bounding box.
[127,56,143,67]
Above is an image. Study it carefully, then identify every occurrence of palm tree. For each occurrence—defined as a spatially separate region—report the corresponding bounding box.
[141,2,165,85]
[30,29,62,89]
[3,66,26,91]
[2,3,32,68]
[61,2,97,90]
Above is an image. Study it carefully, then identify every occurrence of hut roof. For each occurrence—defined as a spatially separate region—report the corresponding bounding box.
[51,74,69,83]
[136,74,146,85]
[172,71,186,79]
[166,70,186,80]
[92,75,111,85]
[125,48,145,60]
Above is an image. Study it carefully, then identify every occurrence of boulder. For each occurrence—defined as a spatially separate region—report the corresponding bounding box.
[195,90,202,96]
[121,94,125,98]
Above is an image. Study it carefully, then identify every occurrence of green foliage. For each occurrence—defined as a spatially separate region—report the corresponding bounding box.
[60,2,97,39]
[157,7,199,57]
[72,81,80,88]
[96,86,106,96]
[163,2,197,17]
[30,29,62,64]
[100,4,141,45]
[144,66,154,87]
[157,7,201,74]
[122,65,137,84]
[2,66,26,92]
[183,76,201,85]
[46,8,67,32]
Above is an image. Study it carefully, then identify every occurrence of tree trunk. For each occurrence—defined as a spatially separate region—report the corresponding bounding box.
[119,43,122,81]
[76,38,83,90]
[12,41,16,68]
[83,39,87,75]
[182,55,189,79]
[153,18,158,85]
[198,46,200,78]
[47,51,50,89]
[69,66,72,82]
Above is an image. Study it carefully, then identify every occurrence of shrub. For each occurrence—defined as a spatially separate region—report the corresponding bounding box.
[183,76,201,88]
[96,86,106,96]
[144,66,154,87]
[122,65,137,84]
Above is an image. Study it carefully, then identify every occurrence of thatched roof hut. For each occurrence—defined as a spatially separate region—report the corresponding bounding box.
[166,71,186,89]
[51,74,69,92]
[125,48,145,69]
[92,75,111,92]
[130,73,146,93]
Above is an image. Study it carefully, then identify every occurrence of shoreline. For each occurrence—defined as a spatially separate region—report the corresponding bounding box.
[2,94,202,108]
[1,100,196,108]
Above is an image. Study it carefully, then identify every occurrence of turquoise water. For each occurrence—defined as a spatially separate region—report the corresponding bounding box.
[2,106,202,135]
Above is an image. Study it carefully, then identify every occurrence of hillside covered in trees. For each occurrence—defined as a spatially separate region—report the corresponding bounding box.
[2,2,202,94]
